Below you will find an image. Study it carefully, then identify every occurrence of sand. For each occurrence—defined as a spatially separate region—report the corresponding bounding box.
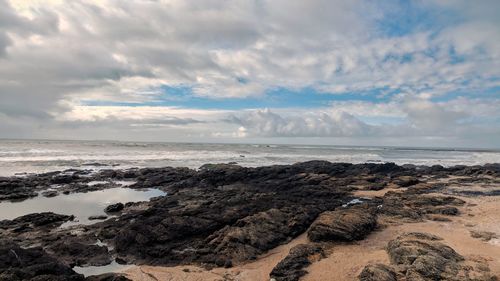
[124,234,309,281]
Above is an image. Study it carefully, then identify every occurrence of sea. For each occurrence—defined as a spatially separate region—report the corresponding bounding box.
[1,139,500,177]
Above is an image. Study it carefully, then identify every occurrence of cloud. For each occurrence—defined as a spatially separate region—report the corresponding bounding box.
[227,109,372,137]
[225,96,500,141]
[0,0,499,147]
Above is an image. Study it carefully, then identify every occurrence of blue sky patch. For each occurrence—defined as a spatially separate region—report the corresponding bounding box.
[84,85,403,110]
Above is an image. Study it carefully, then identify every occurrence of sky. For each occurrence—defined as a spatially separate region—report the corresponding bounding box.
[0,0,499,148]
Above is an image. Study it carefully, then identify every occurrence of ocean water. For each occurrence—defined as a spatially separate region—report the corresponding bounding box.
[1,139,499,176]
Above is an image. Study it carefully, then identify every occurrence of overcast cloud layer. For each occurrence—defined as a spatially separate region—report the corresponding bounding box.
[0,0,499,148]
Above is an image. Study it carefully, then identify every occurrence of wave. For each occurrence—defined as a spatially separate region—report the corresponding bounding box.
[1,140,499,176]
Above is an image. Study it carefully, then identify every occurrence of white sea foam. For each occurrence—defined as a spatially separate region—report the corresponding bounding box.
[0,140,499,176]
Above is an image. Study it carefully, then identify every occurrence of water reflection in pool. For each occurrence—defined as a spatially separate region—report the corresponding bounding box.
[73,261,133,277]
[0,187,166,225]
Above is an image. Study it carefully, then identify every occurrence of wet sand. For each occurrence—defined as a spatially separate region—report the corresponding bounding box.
[125,234,309,280]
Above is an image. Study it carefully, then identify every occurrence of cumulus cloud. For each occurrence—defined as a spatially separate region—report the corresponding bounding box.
[227,109,372,137]
[225,96,500,141]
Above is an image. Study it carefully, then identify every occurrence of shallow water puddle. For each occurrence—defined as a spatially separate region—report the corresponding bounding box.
[342,198,364,207]
[73,261,133,277]
[0,187,166,225]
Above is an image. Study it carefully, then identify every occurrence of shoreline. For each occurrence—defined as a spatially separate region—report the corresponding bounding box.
[1,161,499,280]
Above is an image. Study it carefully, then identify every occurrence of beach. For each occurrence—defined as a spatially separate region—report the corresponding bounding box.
[1,160,499,281]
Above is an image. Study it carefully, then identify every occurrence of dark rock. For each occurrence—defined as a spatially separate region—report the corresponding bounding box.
[41,190,58,197]
[270,244,324,281]
[88,215,108,221]
[0,161,498,271]
[0,241,84,281]
[204,207,319,263]
[0,177,37,202]
[393,176,420,187]
[0,212,74,230]
[104,203,124,213]
[308,206,377,242]
[82,162,109,167]
[46,239,111,266]
[365,182,387,191]
[51,174,78,184]
[358,264,397,281]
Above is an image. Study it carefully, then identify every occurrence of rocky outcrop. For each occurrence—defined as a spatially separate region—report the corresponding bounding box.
[308,206,377,242]
[379,192,465,221]
[0,161,497,279]
[470,230,498,241]
[270,244,324,281]
[104,203,124,213]
[0,177,37,202]
[204,207,318,264]
[359,232,497,281]
[358,264,397,281]
[387,232,463,280]
[0,241,84,281]
[393,176,420,187]
[89,215,108,220]
[0,212,74,231]
[46,239,111,267]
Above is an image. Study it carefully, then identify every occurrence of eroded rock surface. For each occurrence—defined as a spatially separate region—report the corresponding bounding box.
[308,206,377,242]
[358,264,397,281]
[379,192,465,222]
[387,232,464,280]
[105,203,124,213]
[270,244,324,281]
[359,232,497,281]
[0,241,84,281]
[0,212,74,230]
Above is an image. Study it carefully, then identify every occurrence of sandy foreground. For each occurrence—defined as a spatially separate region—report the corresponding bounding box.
[122,179,500,281]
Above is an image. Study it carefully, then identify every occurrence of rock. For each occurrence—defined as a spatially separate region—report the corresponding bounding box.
[203,207,319,263]
[0,212,74,230]
[42,190,58,197]
[357,232,500,280]
[46,239,111,266]
[470,231,498,241]
[0,177,37,202]
[270,244,324,281]
[393,176,420,187]
[358,264,397,281]
[89,215,108,221]
[0,241,84,281]
[308,206,377,242]
[104,203,124,213]
[0,161,498,271]
[387,232,463,280]
[365,182,387,191]
[51,174,78,184]
[379,192,465,221]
